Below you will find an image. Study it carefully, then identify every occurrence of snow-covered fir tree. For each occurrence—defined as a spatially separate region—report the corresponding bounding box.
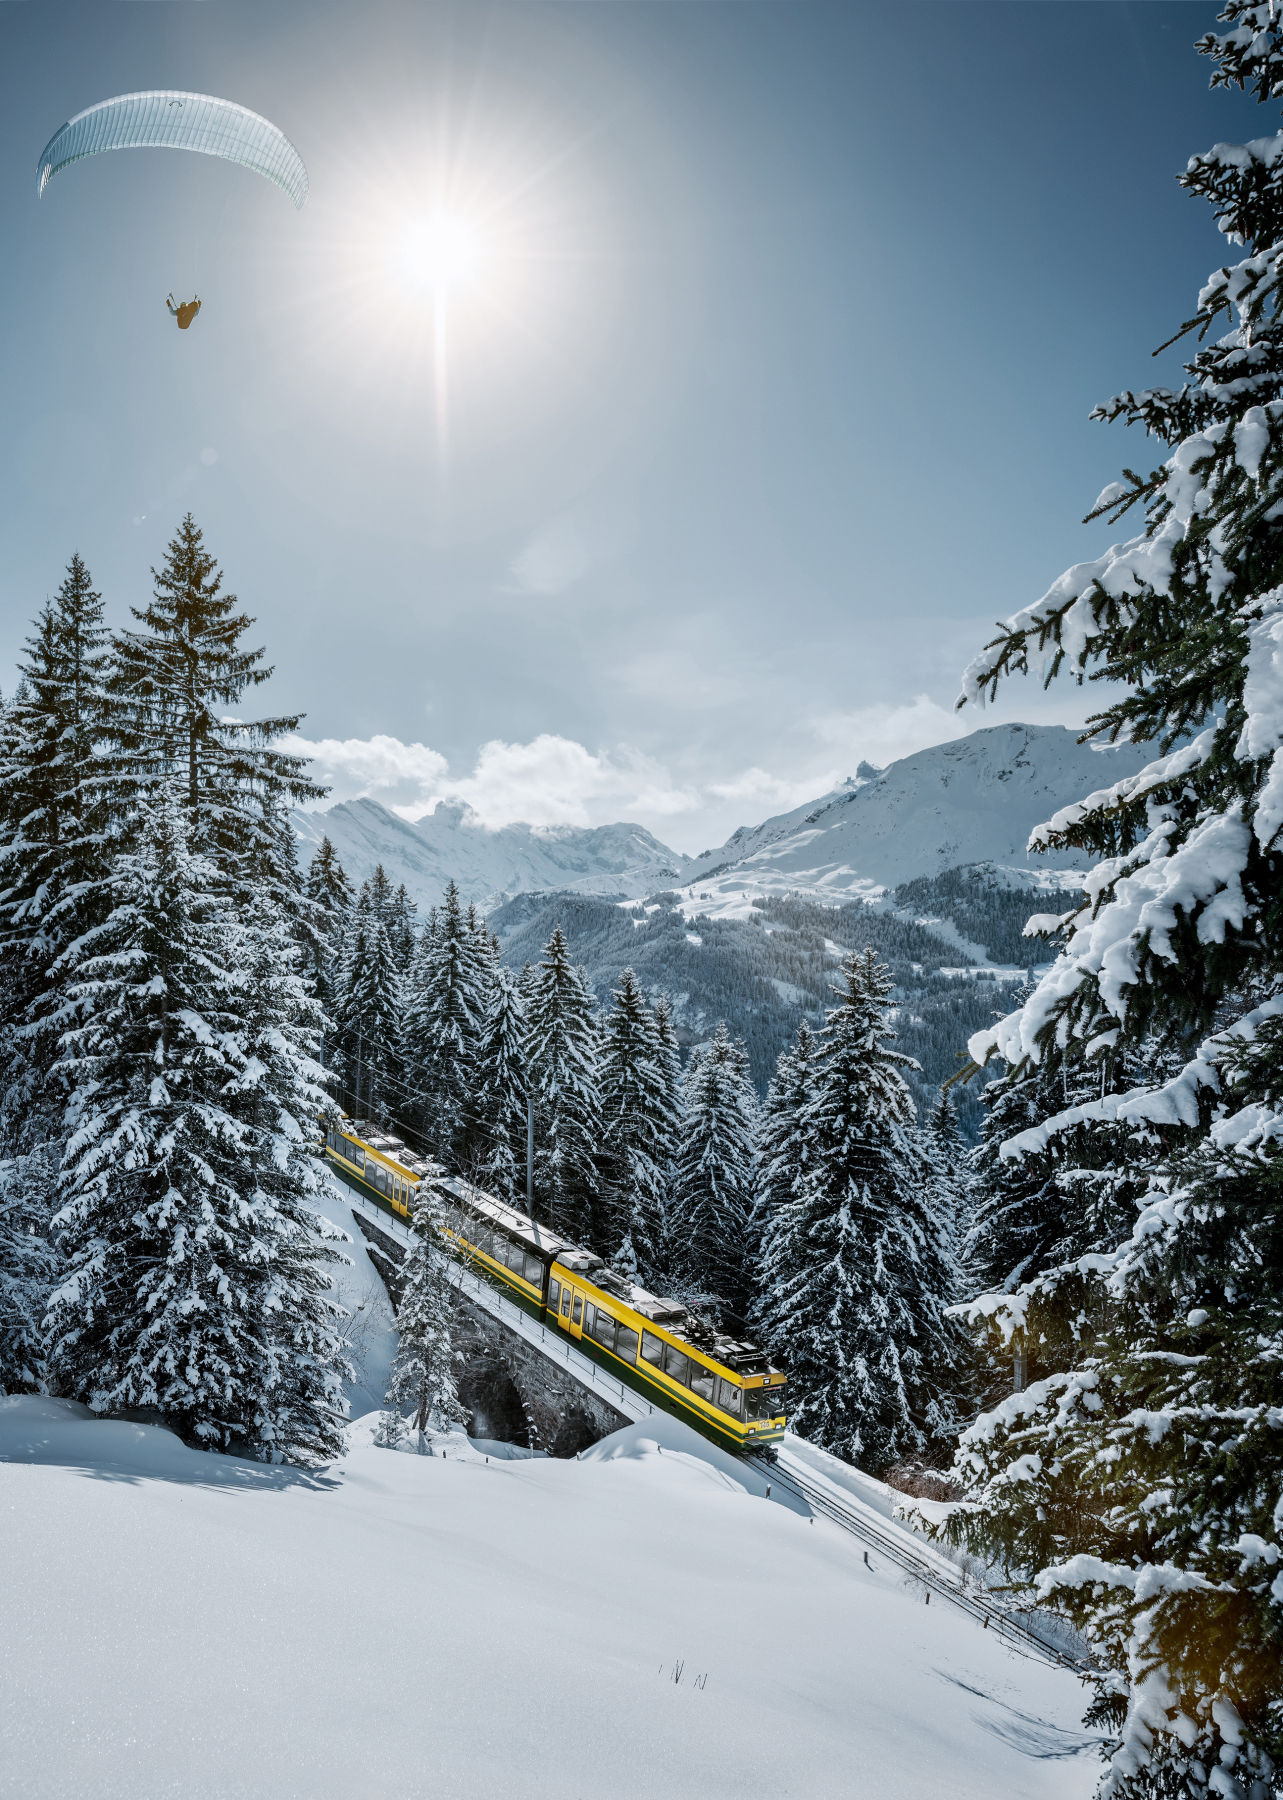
[949,10,1283,1787]
[523,927,602,1245]
[599,968,669,1282]
[403,881,484,1164]
[471,961,528,1204]
[388,883,419,973]
[110,513,324,900]
[0,1147,60,1393]
[669,1023,758,1319]
[44,791,347,1461]
[749,1018,819,1324]
[334,876,405,1123]
[0,557,115,1150]
[303,836,353,1007]
[758,951,966,1471]
[380,1185,465,1448]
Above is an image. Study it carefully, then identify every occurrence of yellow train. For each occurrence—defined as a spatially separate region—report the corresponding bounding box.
[324,1117,787,1455]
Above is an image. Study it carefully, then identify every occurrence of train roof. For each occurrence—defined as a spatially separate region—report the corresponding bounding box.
[336,1117,780,1380]
[435,1175,571,1259]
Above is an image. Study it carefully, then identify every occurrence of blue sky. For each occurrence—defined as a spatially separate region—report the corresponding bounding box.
[0,1,1263,849]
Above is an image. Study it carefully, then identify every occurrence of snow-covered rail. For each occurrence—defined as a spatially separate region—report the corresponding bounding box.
[751,1446,1089,1673]
[343,1188,657,1424]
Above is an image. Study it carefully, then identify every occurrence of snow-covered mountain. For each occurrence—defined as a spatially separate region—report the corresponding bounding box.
[293,724,1152,916]
[291,797,696,912]
[678,723,1152,916]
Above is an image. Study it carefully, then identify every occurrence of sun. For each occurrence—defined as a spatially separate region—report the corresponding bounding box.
[393,210,488,295]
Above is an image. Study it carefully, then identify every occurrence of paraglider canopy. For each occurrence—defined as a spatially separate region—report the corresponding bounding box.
[36,91,308,208]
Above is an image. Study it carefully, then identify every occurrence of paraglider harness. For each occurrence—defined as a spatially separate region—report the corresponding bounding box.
[166,293,201,330]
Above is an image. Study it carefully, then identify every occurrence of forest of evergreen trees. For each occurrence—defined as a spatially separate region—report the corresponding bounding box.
[0,528,989,1481]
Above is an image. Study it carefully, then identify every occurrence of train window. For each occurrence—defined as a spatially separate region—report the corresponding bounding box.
[523,1254,542,1285]
[548,1279,561,1310]
[572,1296,583,1326]
[591,1309,615,1351]
[641,1332,664,1368]
[717,1379,743,1415]
[615,1326,639,1365]
[689,1366,715,1403]
[663,1346,690,1387]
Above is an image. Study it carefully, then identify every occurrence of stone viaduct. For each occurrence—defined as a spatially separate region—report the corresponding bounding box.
[351,1208,631,1458]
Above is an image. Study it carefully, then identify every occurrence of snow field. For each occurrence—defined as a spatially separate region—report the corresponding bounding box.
[0,1397,1101,1800]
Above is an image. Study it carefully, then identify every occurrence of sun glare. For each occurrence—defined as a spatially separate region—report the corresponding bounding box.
[394,211,488,295]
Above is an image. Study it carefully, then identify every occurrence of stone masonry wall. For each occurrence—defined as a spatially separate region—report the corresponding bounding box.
[350,1209,630,1458]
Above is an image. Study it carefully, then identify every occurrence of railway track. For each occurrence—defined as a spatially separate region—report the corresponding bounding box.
[748,1448,1090,1673]
[340,1181,1088,1676]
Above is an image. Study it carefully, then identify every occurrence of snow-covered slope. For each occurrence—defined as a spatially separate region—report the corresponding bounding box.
[0,1393,1099,1799]
[292,797,695,912]
[680,724,1152,915]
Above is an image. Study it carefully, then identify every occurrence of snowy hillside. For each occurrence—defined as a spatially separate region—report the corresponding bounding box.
[292,796,695,911]
[0,1393,1100,1800]
[681,724,1151,915]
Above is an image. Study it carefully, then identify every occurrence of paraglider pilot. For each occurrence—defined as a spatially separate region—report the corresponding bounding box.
[166,292,201,330]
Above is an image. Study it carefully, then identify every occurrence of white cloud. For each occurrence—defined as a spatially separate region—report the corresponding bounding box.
[809,689,1089,775]
[279,734,449,819]
[283,731,698,831]
[706,766,836,811]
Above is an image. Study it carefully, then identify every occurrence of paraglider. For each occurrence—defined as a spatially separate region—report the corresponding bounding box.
[36,90,308,208]
[166,293,201,330]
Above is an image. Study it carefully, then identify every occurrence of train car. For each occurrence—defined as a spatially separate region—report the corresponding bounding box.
[323,1117,787,1455]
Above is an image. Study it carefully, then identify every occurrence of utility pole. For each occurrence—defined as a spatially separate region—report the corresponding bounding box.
[526,1093,535,1215]
[1012,1334,1027,1395]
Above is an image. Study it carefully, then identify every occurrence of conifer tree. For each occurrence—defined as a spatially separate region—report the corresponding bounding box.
[303,836,353,1008]
[402,881,483,1163]
[334,879,404,1123]
[758,951,965,1470]
[669,1024,758,1319]
[524,927,602,1244]
[388,883,419,974]
[0,558,115,1148]
[599,969,669,1282]
[471,963,529,1204]
[750,1018,818,1323]
[949,10,1283,1786]
[45,791,347,1460]
[110,514,324,897]
[0,1148,60,1393]
[381,1186,464,1447]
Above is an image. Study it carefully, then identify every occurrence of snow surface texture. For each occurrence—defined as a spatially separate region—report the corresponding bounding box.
[0,1396,1100,1800]
[292,724,1150,918]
